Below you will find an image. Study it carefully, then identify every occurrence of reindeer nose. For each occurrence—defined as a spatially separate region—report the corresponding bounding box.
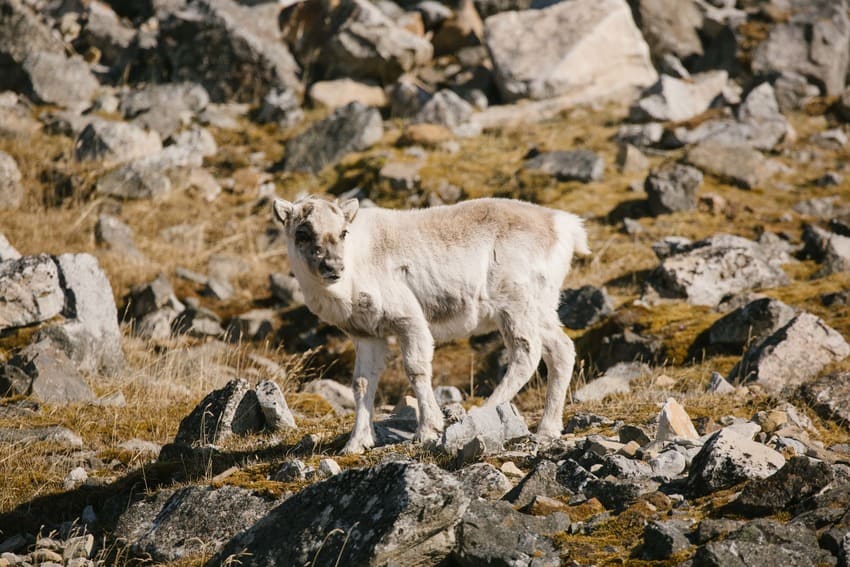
[319,258,344,276]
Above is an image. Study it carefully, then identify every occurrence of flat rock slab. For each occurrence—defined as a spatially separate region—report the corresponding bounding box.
[686,143,770,189]
[440,403,529,456]
[730,312,850,393]
[115,485,274,563]
[0,254,64,329]
[484,0,656,103]
[210,462,469,566]
[688,428,785,496]
[523,150,605,183]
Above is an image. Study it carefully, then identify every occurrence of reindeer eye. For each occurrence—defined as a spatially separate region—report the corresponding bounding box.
[340,230,348,240]
[295,227,311,244]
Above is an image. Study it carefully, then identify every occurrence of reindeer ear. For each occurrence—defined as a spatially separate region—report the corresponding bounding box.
[273,199,294,225]
[340,198,359,223]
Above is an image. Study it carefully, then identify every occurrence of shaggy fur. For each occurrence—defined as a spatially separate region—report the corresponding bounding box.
[273,195,590,454]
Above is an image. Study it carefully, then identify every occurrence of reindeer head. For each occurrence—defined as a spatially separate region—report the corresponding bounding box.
[273,196,359,284]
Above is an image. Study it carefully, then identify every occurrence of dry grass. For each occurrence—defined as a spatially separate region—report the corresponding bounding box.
[1,100,850,565]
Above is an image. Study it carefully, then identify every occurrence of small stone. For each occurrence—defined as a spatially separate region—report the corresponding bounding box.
[274,459,308,482]
[645,162,702,215]
[318,458,342,477]
[642,520,692,560]
[499,461,524,478]
[63,466,88,490]
[707,372,735,394]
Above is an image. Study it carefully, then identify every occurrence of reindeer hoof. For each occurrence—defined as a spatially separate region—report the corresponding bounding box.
[535,423,563,440]
[341,435,374,455]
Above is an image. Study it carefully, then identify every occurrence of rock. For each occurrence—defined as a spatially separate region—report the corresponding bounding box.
[0,98,40,139]
[649,449,687,478]
[254,88,303,129]
[440,403,529,456]
[225,309,275,343]
[302,379,355,412]
[282,102,383,174]
[631,71,727,123]
[63,534,94,560]
[644,162,702,215]
[273,459,308,482]
[484,0,657,103]
[159,0,301,102]
[453,499,569,567]
[802,372,850,427]
[269,273,304,306]
[0,233,20,262]
[0,0,66,94]
[733,456,833,516]
[174,378,264,446]
[693,518,834,566]
[0,255,63,330]
[125,274,182,320]
[730,312,850,392]
[309,78,388,110]
[656,398,699,442]
[115,485,273,563]
[575,362,649,402]
[555,459,597,493]
[210,462,469,566]
[432,0,483,57]
[699,298,797,357]
[95,214,142,258]
[0,425,83,447]
[752,0,850,96]
[685,143,769,189]
[595,330,664,371]
[0,151,23,210]
[379,160,422,192]
[40,253,124,374]
[318,458,342,477]
[74,120,163,167]
[688,428,785,496]
[802,224,850,274]
[117,438,161,457]
[706,372,735,395]
[412,89,474,134]
[523,150,605,183]
[646,235,789,307]
[619,424,652,446]
[616,143,650,174]
[434,385,463,406]
[254,379,296,431]
[557,285,612,329]
[585,478,659,512]
[635,0,703,62]
[616,122,664,148]
[502,460,570,509]
[455,463,512,500]
[120,82,211,139]
[78,0,136,68]
[598,454,653,479]
[63,467,88,491]
[642,520,692,560]
[20,52,99,110]
[774,71,820,112]
[1,339,95,404]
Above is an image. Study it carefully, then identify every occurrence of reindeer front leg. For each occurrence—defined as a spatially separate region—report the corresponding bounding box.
[342,337,389,454]
[398,319,444,444]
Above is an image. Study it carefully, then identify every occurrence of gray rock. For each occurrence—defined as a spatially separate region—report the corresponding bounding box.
[79,0,136,68]
[210,462,469,566]
[269,273,304,306]
[454,463,512,500]
[120,82,210,139]
[255,88,303,128]
[688,428,785,496]
[635,0,703,62]
[0,255,64,330]
[651,236,693,260]
[115,485,273,563]
[453,499,569,567]
[0,0,66,94]
[74,120,162,167]
[802,224,850,274]
[0,98,40,139]
[0,232,20,262]
[412,89,474,134]
[733,456,833,516]
[0,150,23,210]
[555,459,597,494]
[649,449,687,478]
[801,372,850,427]
[125,274,182,320]
[616,122,664,148]
[21,52,99,110]
[575,362,650,402]
[174,378,264,446]
[282,102,383,174]
[502,460,570,509]
[1,339,95,404]
[616,143,650,173]
[642,520,692,560]
[440,403,529,457]
[255,379,296,431]
[631,71,727,123]
[558,286,612,329]
[647,235,789,307]
[484,0,656,103]
[645,162,702,215]
[730,312,850,393]
[706,372,735,394]
[774,71,820,112]
[598,454,653,479]
[697,297,797,357]
[685,143,769,189]
[693,518,834,566]
[752,0,850,96]
[596,330,664,371]
[95,214,142,258]
[434,385,463,406]
[0,425,83,447]
[524,150,605,183]
[273,459,308,482]
[585,477,659,512]
[318,457,342,477]
[225,309,274,343]
[159,0,301,102]
[302,378,355,412]
[40,253,124,374]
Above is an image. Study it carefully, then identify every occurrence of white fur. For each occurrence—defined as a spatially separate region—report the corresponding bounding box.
[274,196,590,454]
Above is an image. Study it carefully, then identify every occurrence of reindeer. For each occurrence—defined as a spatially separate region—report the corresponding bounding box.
[273,195,590,454]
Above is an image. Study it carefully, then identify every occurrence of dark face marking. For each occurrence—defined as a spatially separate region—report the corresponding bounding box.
[289,199,351,284]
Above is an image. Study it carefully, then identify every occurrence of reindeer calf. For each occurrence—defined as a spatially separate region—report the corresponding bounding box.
[273,196,590,454]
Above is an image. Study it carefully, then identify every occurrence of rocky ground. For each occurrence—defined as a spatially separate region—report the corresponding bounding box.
[1,0,850,565]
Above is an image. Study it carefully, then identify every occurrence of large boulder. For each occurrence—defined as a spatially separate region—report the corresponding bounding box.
[0,255,64,329]
[752,0,850,96]
[688,428,785,496]
[730,312,850,392]
[20,52,100,110]
[0,0,65,93]
[158,0,302,102]
[281,102,383,174]
[0,150,23,210]
[115,485,274,563]
[484,0,657,103]
[210,462,470,566]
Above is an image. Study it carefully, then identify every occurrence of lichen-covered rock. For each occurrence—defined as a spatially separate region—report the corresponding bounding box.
[254,379,296,431]
[733,456,834,517]
[645,162,702,215]
[523,150,605,183]
[440,403,529,457]
[1,339,95,404]
[0,255,64,329]
[174,378,264,446]
[120,82,210,139]
[502,460,570,509]
[688,428,785,496]
[558,285,612,330]
[0,150,23,210]
[692,297,797,358]
[74,120,163,167]
[210,462,469,566]
[21,52,99,110]
[115,485,274,563]
[454,463,512,500]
